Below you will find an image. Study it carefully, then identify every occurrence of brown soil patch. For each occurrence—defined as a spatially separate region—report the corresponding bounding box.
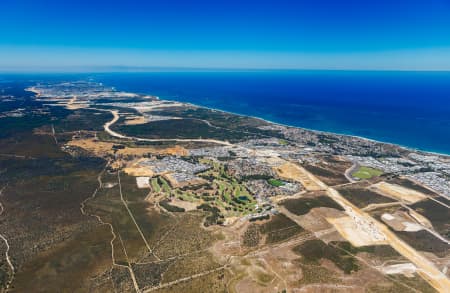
[67,138,188,158]
[370,182,428,204]
[67,139,116,156]
[123,158,156,177]
[326,216,388,247]
[168,198,198,211]
[275,162,324,191]
[124,116,147,125]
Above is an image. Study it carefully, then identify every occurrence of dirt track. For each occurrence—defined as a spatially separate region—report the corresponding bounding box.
[99,107,450,292]
[278,160,450,292]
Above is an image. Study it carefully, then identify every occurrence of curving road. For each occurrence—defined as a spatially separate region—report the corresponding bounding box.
[103,110,232,146]
[101,108,450,292]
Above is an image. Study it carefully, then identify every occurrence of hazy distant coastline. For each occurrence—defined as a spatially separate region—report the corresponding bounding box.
[96,71,450,155]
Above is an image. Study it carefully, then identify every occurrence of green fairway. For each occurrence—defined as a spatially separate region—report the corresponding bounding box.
[267,178,285,187]
[352,166,383,179]
[150,178,160,193]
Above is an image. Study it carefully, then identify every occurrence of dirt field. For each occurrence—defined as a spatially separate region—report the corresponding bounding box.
[370,182,428,204]
[275,162,325,191]
[326,216,388,247]
[168,199,198,211]
[68,138,188,157]
[124,159,156,177]
[136,176,151,188]
[380,212,424,232]
[125,116,147,125]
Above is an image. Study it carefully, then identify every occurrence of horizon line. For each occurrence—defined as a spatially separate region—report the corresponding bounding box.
[2,65,450,74]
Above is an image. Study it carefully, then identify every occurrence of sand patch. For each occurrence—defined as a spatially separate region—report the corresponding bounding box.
[327,216,387,247]
[123,158,156,177]
[382,263,417,277]
[169,198,198,211]
[275,162,325,191]
[370,182,427,204]
[67,139,116,156]
[381,212,424,232]
[68,138,156,157]
[136,177,150,188]
[124,116,147,125]
[68,138,188,158]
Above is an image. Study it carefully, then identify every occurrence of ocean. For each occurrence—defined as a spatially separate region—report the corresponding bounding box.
[96,70,450,154]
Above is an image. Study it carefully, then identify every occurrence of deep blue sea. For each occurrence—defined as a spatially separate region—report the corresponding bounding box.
[96,71,450,154]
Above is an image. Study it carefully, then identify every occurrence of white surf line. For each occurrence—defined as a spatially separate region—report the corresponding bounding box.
[0,186,15,290]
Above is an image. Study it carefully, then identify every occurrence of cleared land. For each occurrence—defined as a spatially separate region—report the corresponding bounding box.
[68,138,188,157]
[337,186,396,208]
[281,194,344,216]
[370,182,428,204]
[327,215,388,247]
[275,162,325,191]
[410,199,450,239]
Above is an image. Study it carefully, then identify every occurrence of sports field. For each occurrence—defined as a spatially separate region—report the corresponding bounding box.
[352,166,383,179]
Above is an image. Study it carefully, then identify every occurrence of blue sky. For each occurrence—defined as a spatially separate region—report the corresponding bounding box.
[1,0,450,70]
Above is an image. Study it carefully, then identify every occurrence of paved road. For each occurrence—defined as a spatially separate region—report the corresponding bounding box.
[289,163,450,293]
[103,110,233,146]
[100,107,450,292]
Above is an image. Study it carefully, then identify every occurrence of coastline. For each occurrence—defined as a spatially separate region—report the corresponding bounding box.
[94,76,450,157]
[161,98,450,158]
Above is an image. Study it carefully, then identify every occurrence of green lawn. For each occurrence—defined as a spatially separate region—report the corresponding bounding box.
[352,166,383,179]
[151,178,160,193]
[278,139,288,145]
[267,178,285,187]
[158,177,171,193]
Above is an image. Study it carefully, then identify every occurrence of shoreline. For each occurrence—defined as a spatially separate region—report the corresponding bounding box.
[96,82,450,158]
[162,98,450,158]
